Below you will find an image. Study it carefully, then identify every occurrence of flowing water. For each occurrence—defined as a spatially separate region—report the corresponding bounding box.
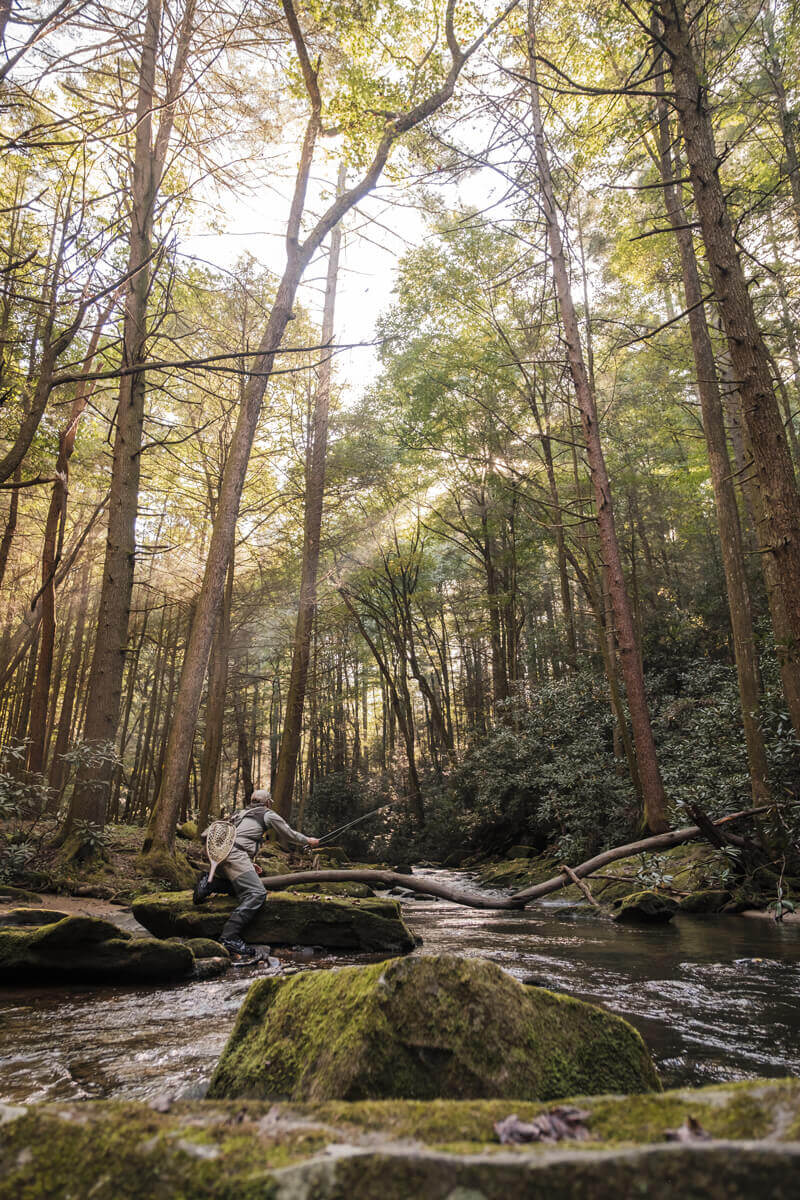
[1,870,799,1104]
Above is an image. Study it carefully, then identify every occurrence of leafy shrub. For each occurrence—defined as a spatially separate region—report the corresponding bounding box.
[448,674,638,863]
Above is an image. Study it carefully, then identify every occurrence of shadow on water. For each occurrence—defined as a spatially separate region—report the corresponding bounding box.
[1,868,799,1102]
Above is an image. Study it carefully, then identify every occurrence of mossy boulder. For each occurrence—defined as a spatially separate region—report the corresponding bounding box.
[1,1080,799,1199]
[132,889,416,953]
[0,907,72,926]
[168,936,229,960]
[0,913,194,983]
[679,889,732,914]
[612,890,679,924]
[176,821,199,840]
[313,846,347,865]
[208,953,660,1102]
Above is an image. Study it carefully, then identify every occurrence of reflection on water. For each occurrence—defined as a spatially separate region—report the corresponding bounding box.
[1,869,799,1103]
[403,870,800,1089]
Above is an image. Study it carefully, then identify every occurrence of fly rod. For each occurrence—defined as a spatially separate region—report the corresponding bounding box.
[316,803,396,846]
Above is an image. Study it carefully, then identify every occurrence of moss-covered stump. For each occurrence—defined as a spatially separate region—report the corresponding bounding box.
[2,1080,800,1200]
[612,890,679,924]
[208,953,660,1102]
[0,912,194,984]
[132,889,416,953]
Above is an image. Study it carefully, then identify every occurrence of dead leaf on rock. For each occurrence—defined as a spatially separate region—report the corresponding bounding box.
[664,1115,712,1143]
[494,1106,591,1145]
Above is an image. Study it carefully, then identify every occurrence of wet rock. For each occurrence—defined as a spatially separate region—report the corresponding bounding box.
[679,890,732,914]
[208,953,660,1102]
[0,885,43,904]
[192,956,230,980]
[168,936,230,960]
[0,913,194,984]
[132,889,416,954]
[2,1079,800,1198]
[612,891,679,924]
[0,907,72,927]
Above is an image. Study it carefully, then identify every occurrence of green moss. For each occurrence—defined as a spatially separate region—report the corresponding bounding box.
[0,916,194,983]
[289,881,376,898]
[132,889,415,953]
[168,936,229,960]
[612,890,679,923]
[679,890,732,914]
[298,1079,800,1148]
[0,907,72,926]
[208,954,659,1103]
[2,1081,800,1200]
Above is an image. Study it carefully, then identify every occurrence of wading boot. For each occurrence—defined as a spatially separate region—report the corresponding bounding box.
[221,936,256,959]
[192,873,212,905]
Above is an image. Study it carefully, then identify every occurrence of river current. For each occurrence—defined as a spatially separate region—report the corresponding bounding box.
[1,870,799,1103]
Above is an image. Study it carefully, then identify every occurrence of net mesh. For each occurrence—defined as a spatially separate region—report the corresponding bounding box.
[205,820,237,864]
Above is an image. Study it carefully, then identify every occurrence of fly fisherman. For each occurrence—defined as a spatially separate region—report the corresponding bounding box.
[194,789,319,958]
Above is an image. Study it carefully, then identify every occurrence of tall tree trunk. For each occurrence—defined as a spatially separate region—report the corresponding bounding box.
[272,164,345,817]
[64,0,195,840]
[718,343,800,734]
[528,8,668,831]
[198,557,232,829]
[60,0,163,835]
[0,472,19,591]
[654,66,769,804]
[658,0,800,647]
[27,308,110,777]
[233,683,254,804]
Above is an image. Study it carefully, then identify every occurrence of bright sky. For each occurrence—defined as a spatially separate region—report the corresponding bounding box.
[178,146,503,401]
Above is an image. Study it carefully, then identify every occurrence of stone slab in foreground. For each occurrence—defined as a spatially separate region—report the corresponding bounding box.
[1,1080,799,1200]
[208,953,660,1102]
[132,889,416,953]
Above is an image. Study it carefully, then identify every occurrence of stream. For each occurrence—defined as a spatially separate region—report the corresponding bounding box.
[1,869,799,1104]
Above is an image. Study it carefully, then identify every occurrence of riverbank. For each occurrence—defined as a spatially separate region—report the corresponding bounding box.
[470,840,800,921]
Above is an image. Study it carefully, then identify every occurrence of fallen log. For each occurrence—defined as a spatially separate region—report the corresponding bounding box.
[508,805,772,907]
[259,805,772,911]
[260,869,521,910]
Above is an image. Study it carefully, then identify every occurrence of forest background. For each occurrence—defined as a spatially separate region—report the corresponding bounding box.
[2,0,800,885]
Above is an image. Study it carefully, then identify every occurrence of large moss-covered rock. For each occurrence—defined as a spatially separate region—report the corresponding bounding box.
[0,913,194,983]
[208,953,660,1102]
[2,1080,799,1200]
[612,891,679,924]
[679,889,732,914]
[132,889,415,953]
